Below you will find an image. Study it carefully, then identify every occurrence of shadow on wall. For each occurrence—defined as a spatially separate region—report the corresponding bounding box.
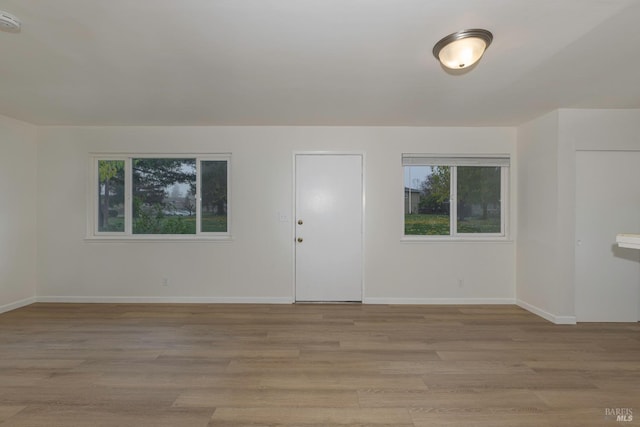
[611,244,640,262]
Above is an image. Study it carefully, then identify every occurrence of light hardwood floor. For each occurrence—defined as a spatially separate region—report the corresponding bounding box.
[0,303,638,426]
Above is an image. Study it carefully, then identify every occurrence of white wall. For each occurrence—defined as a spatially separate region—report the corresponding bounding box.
[0,115,38,313]
[517,109,640,323]
[561,109,640,151]
[36,126,516,303]
[516,111,571,322]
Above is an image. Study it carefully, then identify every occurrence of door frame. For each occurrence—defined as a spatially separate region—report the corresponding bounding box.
[292,151,366,302]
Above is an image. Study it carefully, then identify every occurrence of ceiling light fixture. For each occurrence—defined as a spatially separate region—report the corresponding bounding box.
[433,29,493,70]
[0,10,21,32]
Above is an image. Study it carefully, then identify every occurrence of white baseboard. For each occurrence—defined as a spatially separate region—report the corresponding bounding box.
[516,299,576,325]
[36,296,294,304]
[363,297,516,305]
[0,296,37,314]
[34,296,515,305]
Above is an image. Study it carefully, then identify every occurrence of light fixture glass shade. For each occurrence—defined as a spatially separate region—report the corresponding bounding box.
[433,29,493,70]
[438,37,487,69]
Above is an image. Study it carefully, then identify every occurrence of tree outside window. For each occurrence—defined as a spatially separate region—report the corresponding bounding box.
[94,155,229,237]
[98,160,125,232]
[403,156,507,238]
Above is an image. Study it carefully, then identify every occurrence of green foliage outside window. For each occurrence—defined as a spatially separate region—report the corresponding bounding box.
[98,160,125,232]
[132,158,196,235]
[96,156,229,236]
[405,165,502,236]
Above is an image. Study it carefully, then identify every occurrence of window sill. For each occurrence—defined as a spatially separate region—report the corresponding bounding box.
[84,235,234,243]
[401,236,512,243]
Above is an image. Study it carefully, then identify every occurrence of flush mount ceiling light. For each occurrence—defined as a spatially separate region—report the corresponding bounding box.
[0,10,21,32]
[433,29,493,70]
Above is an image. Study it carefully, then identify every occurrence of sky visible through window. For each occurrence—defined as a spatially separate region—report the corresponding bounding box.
[404,166,430,189]
[166,162,197,198]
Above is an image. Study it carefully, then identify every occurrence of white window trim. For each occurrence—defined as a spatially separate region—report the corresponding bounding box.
[401,154,510,242]
[87,153,231,241]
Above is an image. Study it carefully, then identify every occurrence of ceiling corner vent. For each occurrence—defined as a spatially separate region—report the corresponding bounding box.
[0,11,21,32]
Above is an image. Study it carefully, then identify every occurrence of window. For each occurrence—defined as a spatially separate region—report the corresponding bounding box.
[402,155,509,239]
[98,160,125,232]
[91,155,230,239]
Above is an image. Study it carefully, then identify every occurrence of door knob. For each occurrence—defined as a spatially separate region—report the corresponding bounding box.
[297,237,303,243]
[298,219,303,225]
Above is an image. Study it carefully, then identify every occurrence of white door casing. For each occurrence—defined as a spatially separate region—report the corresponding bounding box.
[295,154,363,302]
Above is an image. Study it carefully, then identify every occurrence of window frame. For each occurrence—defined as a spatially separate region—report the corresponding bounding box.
[88,153,231,241]
[401,154,510,242]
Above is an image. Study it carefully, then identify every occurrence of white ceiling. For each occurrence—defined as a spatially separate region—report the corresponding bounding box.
[1,0,639,126]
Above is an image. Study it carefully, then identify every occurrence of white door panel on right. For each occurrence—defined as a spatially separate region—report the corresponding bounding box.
[575,151,640,322]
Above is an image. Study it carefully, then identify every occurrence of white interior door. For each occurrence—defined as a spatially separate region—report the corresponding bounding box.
[295,154,363,302]
[575,151,640,322]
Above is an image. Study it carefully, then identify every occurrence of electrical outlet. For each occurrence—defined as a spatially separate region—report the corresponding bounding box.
[458,278,464,288]
[162,278,169,287]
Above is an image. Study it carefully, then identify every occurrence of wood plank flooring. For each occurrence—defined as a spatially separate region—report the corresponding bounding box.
[0,303,638,426]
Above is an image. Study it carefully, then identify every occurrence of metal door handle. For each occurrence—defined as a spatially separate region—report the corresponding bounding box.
[297,237,303,243]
